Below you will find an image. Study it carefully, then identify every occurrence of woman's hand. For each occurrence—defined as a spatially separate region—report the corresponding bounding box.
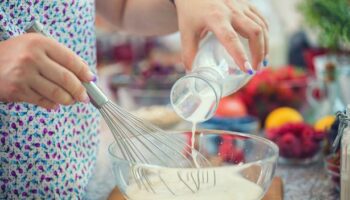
[0,33,95,109]
[175,0,269,72]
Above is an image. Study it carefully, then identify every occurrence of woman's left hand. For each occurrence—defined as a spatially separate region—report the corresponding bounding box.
[174,0,268,72]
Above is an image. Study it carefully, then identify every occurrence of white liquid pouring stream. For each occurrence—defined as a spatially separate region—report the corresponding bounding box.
[191,122,200,168]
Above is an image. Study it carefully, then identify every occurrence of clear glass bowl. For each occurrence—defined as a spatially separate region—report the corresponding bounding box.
[108,130,279,200]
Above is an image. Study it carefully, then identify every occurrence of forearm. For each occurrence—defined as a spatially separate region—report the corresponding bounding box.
[96,0,178,36]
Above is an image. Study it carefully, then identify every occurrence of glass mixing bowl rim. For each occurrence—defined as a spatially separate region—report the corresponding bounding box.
[108,129,279,168]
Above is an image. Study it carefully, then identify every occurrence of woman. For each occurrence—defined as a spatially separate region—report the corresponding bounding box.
[0,0,268,198]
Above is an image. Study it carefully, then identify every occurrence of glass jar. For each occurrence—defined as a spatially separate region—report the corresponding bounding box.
[170,33,253,122]
[338,106,350,200]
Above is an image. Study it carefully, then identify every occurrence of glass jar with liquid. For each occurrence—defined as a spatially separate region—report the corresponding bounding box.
[170,33,253,122]
[339,105,350,200]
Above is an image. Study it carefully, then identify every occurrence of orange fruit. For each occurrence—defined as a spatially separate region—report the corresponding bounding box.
[265,107,304,129]
[314,115,336,132]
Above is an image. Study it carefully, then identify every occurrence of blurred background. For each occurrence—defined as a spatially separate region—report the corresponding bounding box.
[89,1,350,198]
[95,0,350,128]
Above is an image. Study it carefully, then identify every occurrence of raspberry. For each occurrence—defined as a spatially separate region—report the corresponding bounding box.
[301,128,314,141]
[277,133,301,158]
[292,123,306,135]
[278,123,293,134]
[232,149,245,164]
[301,139,319,158]
[313,131,326,141]
[218,142,234,162]
[266,129,279,140]
[218,140,245,163]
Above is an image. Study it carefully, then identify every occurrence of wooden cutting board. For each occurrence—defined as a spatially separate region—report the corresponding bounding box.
[108,176,283,200]
[262,177,283,200]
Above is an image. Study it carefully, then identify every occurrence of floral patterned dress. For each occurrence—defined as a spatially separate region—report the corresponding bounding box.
[0,1,100,199]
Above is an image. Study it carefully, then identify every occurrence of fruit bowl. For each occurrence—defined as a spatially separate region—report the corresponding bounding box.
[109,130,279,200]
[324,154,340,191]
[236,66,308,122]
[266,122,325,165]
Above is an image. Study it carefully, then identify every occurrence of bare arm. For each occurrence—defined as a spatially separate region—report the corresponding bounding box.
[95,0,178,36]
[96,0,269,71]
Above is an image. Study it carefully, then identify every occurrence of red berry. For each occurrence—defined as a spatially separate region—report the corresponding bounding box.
[313,131,326,141]
[301,128,314,141]
[232,149,245,163]
[292,123,305,134]
[266,129,279,140]
[277,133,301,158]
[277,124,292,136]
[328,165,340,174]
[218,142,234,162]
[301,140,319,158]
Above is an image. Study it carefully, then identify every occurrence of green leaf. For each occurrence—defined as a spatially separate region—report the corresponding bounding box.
[299,0,350,49]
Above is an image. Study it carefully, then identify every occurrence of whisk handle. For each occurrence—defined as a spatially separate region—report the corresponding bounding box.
[83,82,109,108]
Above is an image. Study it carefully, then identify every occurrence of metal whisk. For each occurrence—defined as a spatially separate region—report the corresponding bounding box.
[27,21,216,195]
[86,84,216,195]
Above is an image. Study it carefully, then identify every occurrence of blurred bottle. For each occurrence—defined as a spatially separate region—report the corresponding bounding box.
[307,60,346,124]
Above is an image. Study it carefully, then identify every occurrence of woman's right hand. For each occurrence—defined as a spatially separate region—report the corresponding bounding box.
[0,33,95,109]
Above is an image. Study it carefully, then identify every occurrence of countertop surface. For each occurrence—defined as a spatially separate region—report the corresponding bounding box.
[276,163,339,200]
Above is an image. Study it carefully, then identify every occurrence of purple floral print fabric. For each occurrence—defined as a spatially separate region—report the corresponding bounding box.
[0,0,100,199]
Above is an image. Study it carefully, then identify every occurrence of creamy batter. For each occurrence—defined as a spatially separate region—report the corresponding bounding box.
[125,165,263,200]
